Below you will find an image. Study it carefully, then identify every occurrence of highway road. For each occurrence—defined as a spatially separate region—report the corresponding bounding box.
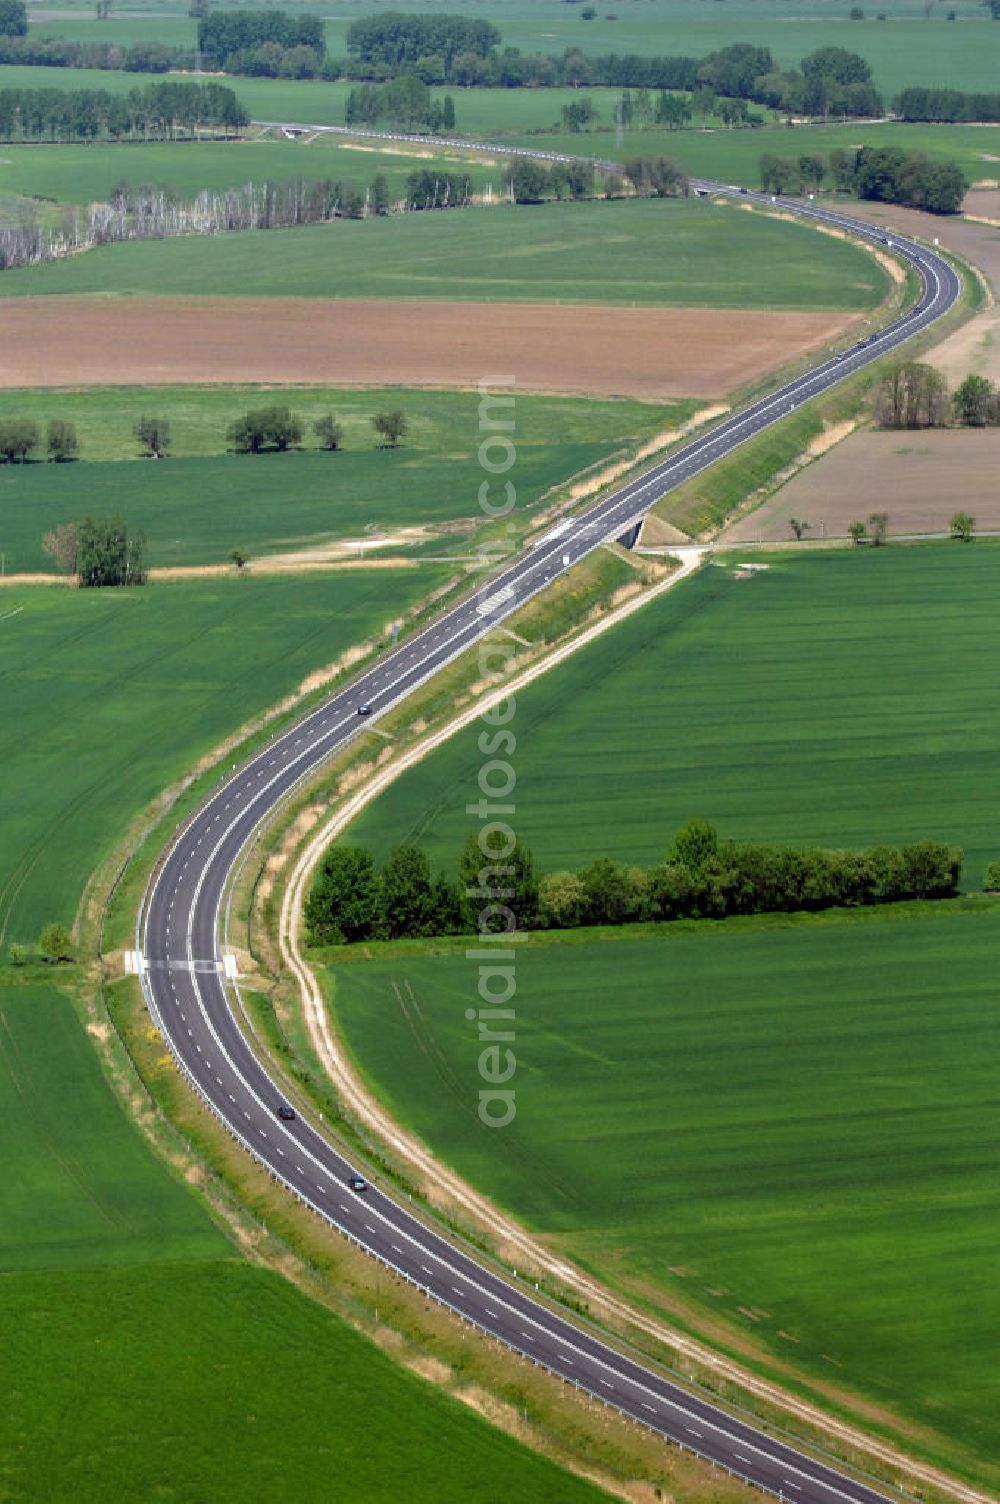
[137,161,961,1502]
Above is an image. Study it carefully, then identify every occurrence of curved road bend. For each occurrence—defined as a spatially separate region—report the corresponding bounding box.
[138,173,961,1502]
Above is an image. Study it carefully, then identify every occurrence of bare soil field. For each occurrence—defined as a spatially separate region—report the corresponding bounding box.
[720,428,1000,542]
[0,297,857,400]
[851,199,1000,295]
[849,199,1000,388]
[929,307,1000,387]
[963,189,1000,223]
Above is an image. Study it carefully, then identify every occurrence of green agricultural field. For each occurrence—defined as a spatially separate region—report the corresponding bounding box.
[29,12,197,47]
[349,546,1000,887]
[492,9,1000,97]
[0,385,669,571]
[0,137,499,209]
[0,197,889,305]
[0,976,608,1500]
[0,1259,608,1503]
[0,982,227,1271]
[329,907,1000,1478]
[0,570,452,945]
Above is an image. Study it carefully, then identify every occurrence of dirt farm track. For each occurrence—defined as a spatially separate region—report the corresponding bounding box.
[0,297,856,399]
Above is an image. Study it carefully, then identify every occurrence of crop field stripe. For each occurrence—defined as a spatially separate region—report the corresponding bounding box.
[349,547,1000,885]
[331,908,1000,1478]
[0,571,450,942]
[0,199,888,308]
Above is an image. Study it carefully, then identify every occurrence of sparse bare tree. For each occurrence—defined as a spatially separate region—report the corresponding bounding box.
[42,522,80,575]
[868,511,890,546]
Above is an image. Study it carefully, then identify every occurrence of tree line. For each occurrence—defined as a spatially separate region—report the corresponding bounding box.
[0,82,247,143]
[7,406,410,478]
[344,76,456,132]
[0,168,474,274]
[342,19,883,118]
[0,417,77,462]
[0,1,881,122]
[304,821,963,946]
[0,33,193,72]
[760,145,967,214]
[197,9,324,72]
[896,87,1000,124]
[834,510,978,547]
[875,361,1000,429]
[225,404,407,452]
[5,0,1000,132]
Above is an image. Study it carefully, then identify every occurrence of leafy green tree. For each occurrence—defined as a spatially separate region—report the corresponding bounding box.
[868,511,889,547]
[305,845,381,944]
[7,941,29,966]
[441,93,455,129]
[828,147,858,191]
[405,167,473,210]
[624,155,688,197]
[579,857,640,926]
[314,413,344,451]
[46,417,78,461]
[560,96,597,131]
[855,145,966,214]
[507,158,549,202]
[42,522,80,575]
[372,410,408,448]
[229,547,250,570]
[0,0,27,36]
[759,153,805,195]
[802,45,872,87]
[655,91,691,129]
[983,861,1000,891]
[949,511,975,542]
[228,405,303,453]
[669,819,718,870]
[38,922,74,963]
[459,830,538,934]
[848,520,868,545]
[952,373,997,427]
[135,414,171,458]
[430,872,463,934]
[875,361,949,429]
[381,843,435,938]
[900,840,962,898]
[370,173,390,216]
[798,153,826,186]
[199,8,326,70]
[0,417,39,463]
[645,861,697,920]
[538,870,585,929]
[77,516,146,587]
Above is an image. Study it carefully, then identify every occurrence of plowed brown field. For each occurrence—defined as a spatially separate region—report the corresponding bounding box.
[720,428,1000,542]
[0,297,857,399]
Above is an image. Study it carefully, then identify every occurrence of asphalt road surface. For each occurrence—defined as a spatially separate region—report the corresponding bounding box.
[138,159,961,1502]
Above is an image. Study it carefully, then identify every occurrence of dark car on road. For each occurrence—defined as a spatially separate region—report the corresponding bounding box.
[357,704,372,717]
[348,1174,368,1193]
[276,1104,296,1121]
